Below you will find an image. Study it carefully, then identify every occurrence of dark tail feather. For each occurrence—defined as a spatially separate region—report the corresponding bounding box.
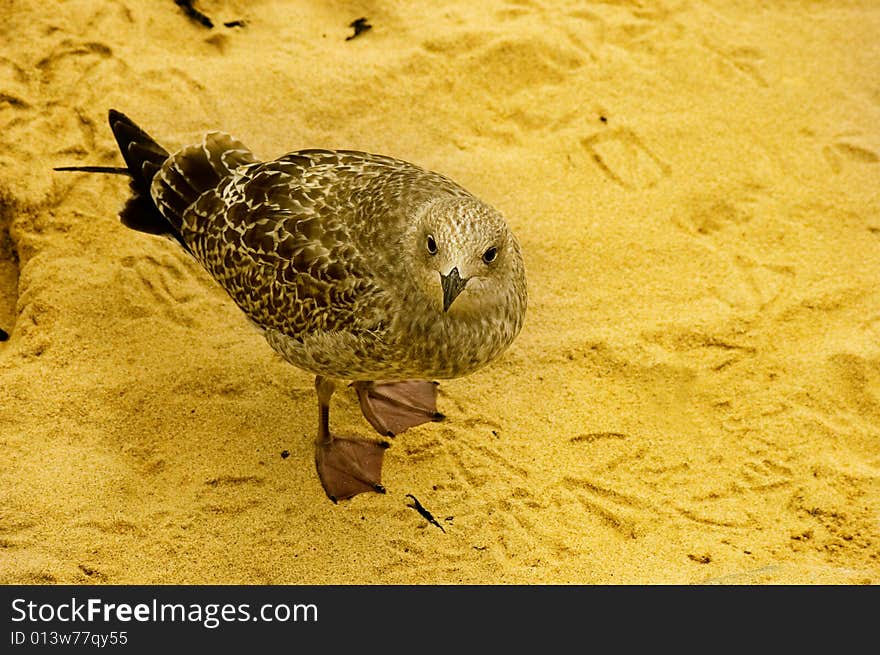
[109,108,168,179]
[53,165,130,174]
[107,110,193,250]
[55,110,190,252]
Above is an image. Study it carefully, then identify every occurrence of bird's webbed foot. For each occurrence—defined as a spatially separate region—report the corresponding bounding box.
[352,380,444,437]
[315,435,389,502]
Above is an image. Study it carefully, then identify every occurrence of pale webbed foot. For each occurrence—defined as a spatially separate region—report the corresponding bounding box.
[315,435,388,503]
[352,380,444,437]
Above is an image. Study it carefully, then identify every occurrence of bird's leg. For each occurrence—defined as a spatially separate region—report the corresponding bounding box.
[314,375,388,502]
[352,380,444,437]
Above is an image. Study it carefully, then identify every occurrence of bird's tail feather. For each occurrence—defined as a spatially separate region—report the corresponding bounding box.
[53,165,130,174]
[56,110,258,254]
[54,109,190,251]
[108,109,191,248]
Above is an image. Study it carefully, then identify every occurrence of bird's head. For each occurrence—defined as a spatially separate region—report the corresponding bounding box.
[407,196,525,317]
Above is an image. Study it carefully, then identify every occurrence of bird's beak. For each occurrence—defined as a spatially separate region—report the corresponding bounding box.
[441,267,467,312]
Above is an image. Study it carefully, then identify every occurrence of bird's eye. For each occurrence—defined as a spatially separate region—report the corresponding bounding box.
[426,234,438,255]
[482,246,498,264]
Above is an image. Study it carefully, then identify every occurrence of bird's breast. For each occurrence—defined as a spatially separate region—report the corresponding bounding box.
[388,304,522,379]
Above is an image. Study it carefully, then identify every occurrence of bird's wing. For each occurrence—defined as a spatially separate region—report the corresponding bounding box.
[151,131,259,234]
[178,155,387,338]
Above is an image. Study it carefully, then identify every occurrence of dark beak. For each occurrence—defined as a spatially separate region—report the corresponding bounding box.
[441,267,467,312]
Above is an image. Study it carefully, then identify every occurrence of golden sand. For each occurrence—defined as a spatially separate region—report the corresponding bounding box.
[0,1,878,584]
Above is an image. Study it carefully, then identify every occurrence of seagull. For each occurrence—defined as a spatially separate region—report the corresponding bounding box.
[56,110,527,501]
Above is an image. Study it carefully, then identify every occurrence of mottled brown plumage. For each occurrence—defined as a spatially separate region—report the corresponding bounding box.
[58,110,527,501]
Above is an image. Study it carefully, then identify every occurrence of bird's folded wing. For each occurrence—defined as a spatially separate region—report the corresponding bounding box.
[179,163,384,337]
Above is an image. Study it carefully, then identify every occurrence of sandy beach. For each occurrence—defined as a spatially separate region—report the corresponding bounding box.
[0,0,878,584]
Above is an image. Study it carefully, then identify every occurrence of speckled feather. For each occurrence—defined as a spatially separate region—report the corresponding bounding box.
[147,131,527,380]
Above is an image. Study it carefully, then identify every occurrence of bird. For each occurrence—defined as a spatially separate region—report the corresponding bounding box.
[55,109,527,502]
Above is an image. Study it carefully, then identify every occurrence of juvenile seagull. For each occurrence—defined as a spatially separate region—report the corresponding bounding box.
[57,110,527,501]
